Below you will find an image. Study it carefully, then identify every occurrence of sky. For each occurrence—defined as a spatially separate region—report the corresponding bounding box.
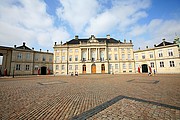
[0,0,180,52]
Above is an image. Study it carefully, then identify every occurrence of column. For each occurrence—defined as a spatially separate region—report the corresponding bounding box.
[89,48,91,60]
[86,48,88,61]
[105,48,107,60]
[96,48,97,60]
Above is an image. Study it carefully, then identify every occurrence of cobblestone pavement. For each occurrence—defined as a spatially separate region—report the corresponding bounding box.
[0,74,180,120]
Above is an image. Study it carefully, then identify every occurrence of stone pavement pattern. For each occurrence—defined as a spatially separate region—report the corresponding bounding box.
[0,74,180,120]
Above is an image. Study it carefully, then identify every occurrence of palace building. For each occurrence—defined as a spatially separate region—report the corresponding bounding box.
[53,35,135,75]
[134,37,180,74]
[0,42,53,76]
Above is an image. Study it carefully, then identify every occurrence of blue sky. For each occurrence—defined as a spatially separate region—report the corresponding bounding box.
[0,0,180,52]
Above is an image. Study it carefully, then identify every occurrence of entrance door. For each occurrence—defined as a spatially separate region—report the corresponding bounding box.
[41,66,47,75]
[142,64,148,73]
[82,65,86,74]
[91,64,96,74]
[101,64,105,73]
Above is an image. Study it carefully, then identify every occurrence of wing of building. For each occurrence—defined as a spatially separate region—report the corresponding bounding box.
[134,38,180,74]
[0,42,53,76]
[53,35,134,75]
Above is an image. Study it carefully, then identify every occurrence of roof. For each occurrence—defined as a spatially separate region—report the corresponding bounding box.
[15,42,32,50]
[63,38,122,45]
[16,45,32,50]
[155,41,174,47]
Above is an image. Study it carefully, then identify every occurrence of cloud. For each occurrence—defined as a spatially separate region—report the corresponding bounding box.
[127,19,180,49]
[56,0,99,33]
[56,0,151,36]
[0,0,70,51]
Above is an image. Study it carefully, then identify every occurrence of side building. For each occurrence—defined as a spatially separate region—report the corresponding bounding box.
[0,42,53,76]
[134,38,180,74]
[53,35,135,75]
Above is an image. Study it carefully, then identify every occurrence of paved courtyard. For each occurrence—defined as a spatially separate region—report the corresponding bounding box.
[0,74,180,120]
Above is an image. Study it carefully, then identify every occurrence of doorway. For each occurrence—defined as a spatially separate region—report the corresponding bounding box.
[41,66,47,75]
[82,65,86,74]
[91,64,96,74]
[142,64,148,73]
[101,64,105,73]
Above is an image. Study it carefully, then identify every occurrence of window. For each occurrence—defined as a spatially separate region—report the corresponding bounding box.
[114,54,118,60]
[92,51,96,61]
[142,53,145,59]
[150,62,154,68]
[135,54,138,60]
[69,49,72,53]
[108,54,112,60]
[16,64,21,70]
[69,56,72,61]
[100,51,104,61]
[69,65,72,70]
[62,56,65,61]
[128,54,131,60]
[55,56,59,63]
[170,61,175,67]
[109,64,112,69]
[42,55,46,61]
[25,65,30,71]
[62,49,66,53]
[123,63,126,69]
[35,54,38,61]
[127,48,130,52]
[56,65,59,70]
[49,56,52,62]
[149,53,153,58]
[17,53,22,59]
[82,51,86,61]
[75,49,78,53]
[121,48,125,51]
[129,63,132,69]
[115,64,118,69]
[158,50,163,57]
[108,48,112,51]
[75,65,78,70]
[160,61,164,67]
[122,54,125,60]
[61,65,65,70]
[26,53,30,60]
[34,66,38,70]
[114,48,117,51]
[168,49,173,56]
[75,55,78,61]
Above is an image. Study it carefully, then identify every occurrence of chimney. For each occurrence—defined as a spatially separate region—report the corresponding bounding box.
[23,42,25,46]
[106,34,110,39]
[14,45,16,48]
[75,35,78,40]
[47,50,49,53]
[40,49,41,52]
[162,38,165,46]
[146,46,148,49]
[138,47,140,50]
[54,42,57,46]
[124,39,126,43]
[154,44,156,47]
[61,41,62,45]
[130,40,132,44]
[32,47,34,50]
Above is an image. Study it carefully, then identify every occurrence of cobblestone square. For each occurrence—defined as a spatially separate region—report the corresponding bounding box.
[0,74,180,120]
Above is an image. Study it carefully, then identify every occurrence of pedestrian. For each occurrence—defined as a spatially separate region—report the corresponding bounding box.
[154,69,156,75]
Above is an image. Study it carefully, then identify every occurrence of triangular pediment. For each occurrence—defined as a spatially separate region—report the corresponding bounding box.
[88,35,99,43]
